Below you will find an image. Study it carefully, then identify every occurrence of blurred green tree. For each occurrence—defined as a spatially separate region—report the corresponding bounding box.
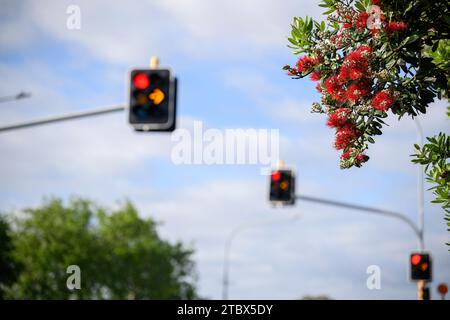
[4,197,196,299]
[0,215,17,299]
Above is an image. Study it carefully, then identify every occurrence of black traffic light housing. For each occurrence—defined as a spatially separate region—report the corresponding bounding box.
[410,252,432,281]
[128,68,177,132]
[422,287,430,300]
[269,169,296,206]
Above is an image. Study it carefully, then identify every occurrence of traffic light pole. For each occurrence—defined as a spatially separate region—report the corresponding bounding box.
[414,118,426,300]
[295,195,423,249]
[414,118,425,252]
[0,104,126,133]
[0,91,31,104]
[295,194,426,300]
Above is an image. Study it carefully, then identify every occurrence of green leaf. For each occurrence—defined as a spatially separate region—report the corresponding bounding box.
[288,37,298,46]
[355,1,366,12]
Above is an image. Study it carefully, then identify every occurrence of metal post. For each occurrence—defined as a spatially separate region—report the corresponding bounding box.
[414,118,425,300]
[150,56,160,69]
[0,104,126,133]
[414,118,425,250]
[295,195,422,243]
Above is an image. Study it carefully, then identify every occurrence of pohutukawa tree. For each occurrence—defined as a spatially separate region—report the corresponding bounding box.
[285,0,449,169]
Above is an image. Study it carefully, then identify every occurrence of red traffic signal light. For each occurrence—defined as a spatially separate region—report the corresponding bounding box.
[128,68,177,132]
[269,169,295,206]
[411,254,421,266]
[133,73,150,90]
[410,252,432,281]
[271,171,281,182]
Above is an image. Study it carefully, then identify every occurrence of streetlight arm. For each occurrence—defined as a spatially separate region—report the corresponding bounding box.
[0,91,31,104]
[0,104,126,133]
[295,194,422,247]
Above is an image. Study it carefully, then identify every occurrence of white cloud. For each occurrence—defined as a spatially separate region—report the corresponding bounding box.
[0,62,73,121]
[1,0,325,64]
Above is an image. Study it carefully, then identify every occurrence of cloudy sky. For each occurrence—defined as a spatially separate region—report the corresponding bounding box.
[0,0,449,299]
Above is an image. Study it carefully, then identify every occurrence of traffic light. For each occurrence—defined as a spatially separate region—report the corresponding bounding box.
[128,68,177,131]
[269,169,295,206]
[422,287,430,300]
[410,252,432,281]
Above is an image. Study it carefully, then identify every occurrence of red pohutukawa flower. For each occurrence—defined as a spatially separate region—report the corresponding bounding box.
[296,56,319,73]
[340,150,369,165]
[371,28,381,37]
[310,71,321,81]
[386,21,407,33]
[327,108,351,128]
[356,12,369,30]
[324,76,341,97]
[357,45,373,56]
[356,154,369,164]
[334,124,360,150]
[346,81,370,103]
[340,151,351,159]
[285,0,416,169]
[339,46,372,82]
[371,90,394,111]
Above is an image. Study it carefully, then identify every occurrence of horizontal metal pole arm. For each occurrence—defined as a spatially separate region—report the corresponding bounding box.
[0,92,31,103]
[296,194,422,242]
[0,104,126,133]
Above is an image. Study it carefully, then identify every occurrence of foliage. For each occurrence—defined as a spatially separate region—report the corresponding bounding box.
[423,40,450,78]
[95,202,196,299]
[413,40,450,248]
[412,131,450,246]
[3,197,197,299]
[0,215,17,299]
[285,0,449,169]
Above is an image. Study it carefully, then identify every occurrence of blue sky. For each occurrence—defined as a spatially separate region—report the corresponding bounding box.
[0,0,449,299]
